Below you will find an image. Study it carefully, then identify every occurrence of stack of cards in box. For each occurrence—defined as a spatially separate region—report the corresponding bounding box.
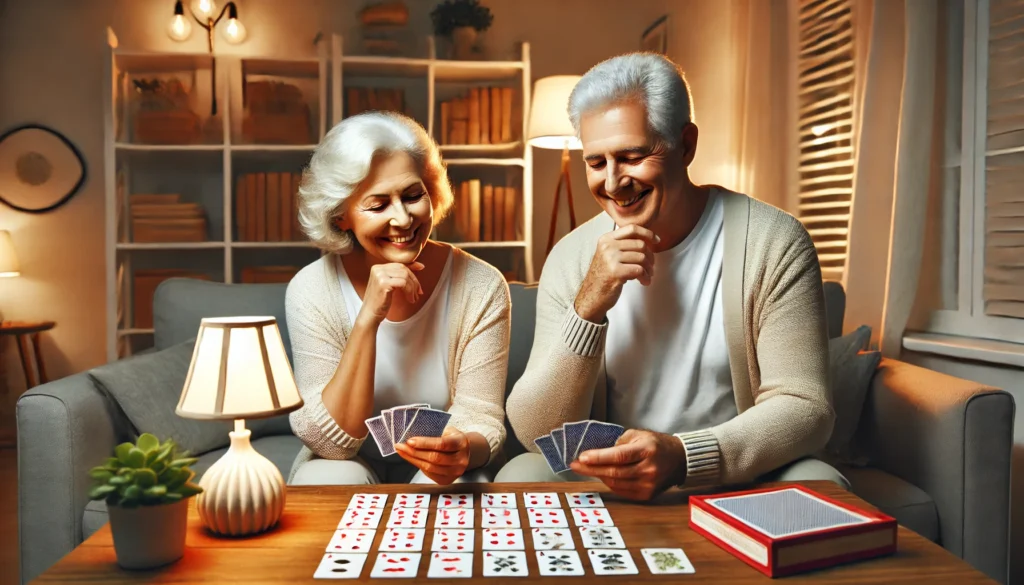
[365,403,452,457]
[535,420,625,474]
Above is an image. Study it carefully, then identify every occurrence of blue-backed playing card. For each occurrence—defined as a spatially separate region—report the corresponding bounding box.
[366,416,396,457]
[394,404,430,443]
[573,421,625,461]
[535,435,569,474]
[550,429,565,466]
[398,408,451,443]
[562,421,590,466]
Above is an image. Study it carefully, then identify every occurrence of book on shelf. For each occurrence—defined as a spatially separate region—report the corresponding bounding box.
[689,484,897,578]
[128,193,208,243]
[236,171,304,242]
[439,87,514,146]
[439,179,518,243]
[132,269,210,329]
[346,87,409,118]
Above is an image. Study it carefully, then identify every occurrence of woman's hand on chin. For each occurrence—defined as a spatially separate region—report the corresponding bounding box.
[355,261,425,326]
[395,427,471,485]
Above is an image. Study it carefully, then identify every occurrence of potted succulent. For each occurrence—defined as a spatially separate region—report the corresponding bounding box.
[88,433,203,570]
[430,0,494,59]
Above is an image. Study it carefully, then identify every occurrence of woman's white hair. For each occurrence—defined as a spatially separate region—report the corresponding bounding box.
[298,111,454,255]
[568,52,694,149]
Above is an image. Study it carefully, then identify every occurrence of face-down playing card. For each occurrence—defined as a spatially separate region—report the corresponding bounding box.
[399,408,452,443]
[365,416,396,457]
[572,421,625,461]
[534,435,568,474]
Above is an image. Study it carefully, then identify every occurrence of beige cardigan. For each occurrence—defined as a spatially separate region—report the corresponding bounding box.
[506,190,835,488]
[286,245,511,466]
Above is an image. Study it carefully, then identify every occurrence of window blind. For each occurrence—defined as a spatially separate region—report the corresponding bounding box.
[983,0,1024,319]
[796,0,856,282]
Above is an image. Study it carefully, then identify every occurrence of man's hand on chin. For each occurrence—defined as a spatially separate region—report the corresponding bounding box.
[569,429,688,501]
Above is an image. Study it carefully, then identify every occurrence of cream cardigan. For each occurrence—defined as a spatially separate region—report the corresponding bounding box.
[506,190,835,488]
[286,245,511,466]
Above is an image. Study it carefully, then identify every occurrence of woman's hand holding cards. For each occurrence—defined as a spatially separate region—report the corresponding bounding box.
[395,427,471,485]
[570,429,688,501]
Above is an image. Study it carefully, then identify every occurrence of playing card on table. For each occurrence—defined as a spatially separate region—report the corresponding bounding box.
[566,492,604,508]
[387,507,428,528]
[481,493,517,508]
[394,493,430,508]
[380,528,425,552]
[399,408,452,443]
[481,507,520,528]
[579,526,625,549]
[426,552,473,578]
[482,551,528,577]
[573,421,625,460]
[434,507,474,528]
[431,529,474,552]
[481,528,524,550]
[365,416,396,457]
[531,528,574,550]
[369,552,421,579]
[562,421,591,464]
[348,493,387,509]
[338,508,383,530]
[326,529,375,553]
[536,550,585,576]
[314,552,367,579]
[438,493,473,508]
[524,492,560,508]
[527,507,568,528]
[534,435,569,474]
[571,507,614,527]
[640,548,696,574]
[587,549,639,575]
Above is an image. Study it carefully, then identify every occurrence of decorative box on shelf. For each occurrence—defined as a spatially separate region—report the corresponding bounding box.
[128,194,208,243]
[242,80,313,144]
[131,78,203,145]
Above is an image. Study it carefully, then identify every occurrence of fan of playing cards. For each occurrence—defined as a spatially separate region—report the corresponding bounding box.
[534,420,625,474]
[365,404,452,457]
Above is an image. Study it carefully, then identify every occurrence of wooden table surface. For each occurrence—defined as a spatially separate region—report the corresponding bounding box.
[35,480,996,584]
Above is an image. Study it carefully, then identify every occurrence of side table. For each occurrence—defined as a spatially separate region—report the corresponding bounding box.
[1,320,55,389]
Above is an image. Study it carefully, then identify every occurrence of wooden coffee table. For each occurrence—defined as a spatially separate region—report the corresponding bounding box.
[34,480,996,583]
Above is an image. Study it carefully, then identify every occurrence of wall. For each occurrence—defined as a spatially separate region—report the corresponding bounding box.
[3,0,733,384]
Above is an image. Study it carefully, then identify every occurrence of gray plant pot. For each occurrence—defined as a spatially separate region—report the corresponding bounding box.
[108,498,189,570]
[451,26,478,59]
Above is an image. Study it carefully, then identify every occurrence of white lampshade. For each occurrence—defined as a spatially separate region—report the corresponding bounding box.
[177,317,303,421]
[527,75,583,150]
[0,231,20,278]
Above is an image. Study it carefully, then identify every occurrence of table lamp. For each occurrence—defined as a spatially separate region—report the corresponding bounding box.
[527,75,584,257]
[176,316,303,536]
[0,230,21,324]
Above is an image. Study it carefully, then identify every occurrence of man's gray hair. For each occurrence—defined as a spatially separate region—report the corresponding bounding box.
[568,52,694,149]
[298,111,453,255]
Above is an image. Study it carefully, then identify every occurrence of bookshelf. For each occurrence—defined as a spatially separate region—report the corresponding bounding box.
[103,31,534,361]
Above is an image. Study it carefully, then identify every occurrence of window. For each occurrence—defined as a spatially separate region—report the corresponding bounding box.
[794,0,856,282]
[925,0,1024,344]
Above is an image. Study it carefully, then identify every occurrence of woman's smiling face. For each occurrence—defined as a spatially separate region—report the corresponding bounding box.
[335,151,433,265]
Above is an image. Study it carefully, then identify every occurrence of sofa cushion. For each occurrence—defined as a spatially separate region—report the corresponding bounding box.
[88,340,231,455]
[823,326,880,465]
[82,434,305,540]
[842,466,940,543]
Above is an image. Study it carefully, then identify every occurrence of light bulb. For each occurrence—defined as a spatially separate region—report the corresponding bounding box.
[167,13,192,42]
[191,0,217,20]
[222,16,247,44]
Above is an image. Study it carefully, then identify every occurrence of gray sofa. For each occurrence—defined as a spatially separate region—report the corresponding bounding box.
[17,279,1014,583]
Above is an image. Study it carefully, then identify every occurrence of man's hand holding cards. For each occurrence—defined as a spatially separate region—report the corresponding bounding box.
[534,420,625,474]
[569,428,690,501]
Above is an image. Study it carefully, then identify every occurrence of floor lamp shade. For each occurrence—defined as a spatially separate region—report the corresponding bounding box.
[0,230,20,277]
[176,316,303,537]
[527,75,583,150]
[177,317,302,420]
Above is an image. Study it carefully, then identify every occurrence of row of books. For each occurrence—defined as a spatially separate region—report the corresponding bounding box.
[439,87,515,145]
[235,172,304,242]
[129,194,208,243]
[436,180,518,243]
[346,87,410,118]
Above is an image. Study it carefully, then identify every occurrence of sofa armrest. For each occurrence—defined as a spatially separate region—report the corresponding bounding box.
[16,373,133,584]
[856,357,1014,583]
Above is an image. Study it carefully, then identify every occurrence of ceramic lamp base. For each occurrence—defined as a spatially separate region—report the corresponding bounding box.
[196,428,285,536]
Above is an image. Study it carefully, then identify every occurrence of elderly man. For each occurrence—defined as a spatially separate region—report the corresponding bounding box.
[496,52,845,500]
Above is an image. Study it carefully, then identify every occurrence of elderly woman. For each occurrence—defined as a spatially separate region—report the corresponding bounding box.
[286,111,510,486]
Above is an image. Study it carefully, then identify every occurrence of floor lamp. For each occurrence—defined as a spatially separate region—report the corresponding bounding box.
[527,76,583,258]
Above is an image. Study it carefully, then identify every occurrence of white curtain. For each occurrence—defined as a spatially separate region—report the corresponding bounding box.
[841,0,938,356]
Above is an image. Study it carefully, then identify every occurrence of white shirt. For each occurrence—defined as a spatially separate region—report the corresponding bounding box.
[604,188,737,434]
[337,252,453,416]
